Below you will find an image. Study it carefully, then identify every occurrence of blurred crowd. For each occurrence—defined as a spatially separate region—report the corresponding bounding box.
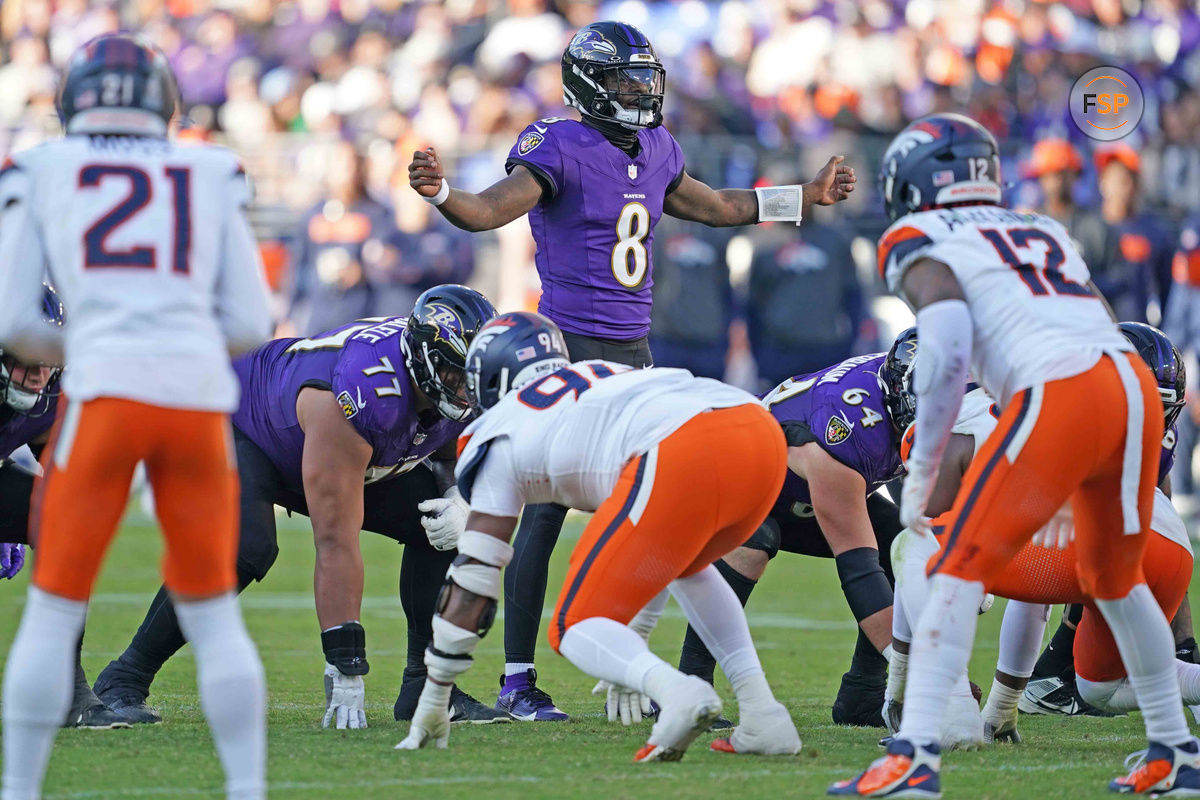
[3,0,1200,498]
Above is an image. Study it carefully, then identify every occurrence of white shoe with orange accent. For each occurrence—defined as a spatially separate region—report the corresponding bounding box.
[1110,739,1200,795]
[634,676,721,763]
[711,701,801,755]
[828,738,942,798]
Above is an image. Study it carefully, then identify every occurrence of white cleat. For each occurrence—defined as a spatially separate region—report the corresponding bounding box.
[634,676,722,763]
[940,693,983,752]
[711,701,802,755]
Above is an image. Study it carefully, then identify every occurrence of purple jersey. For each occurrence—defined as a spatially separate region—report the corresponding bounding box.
[0,402,55,460]
[762,354,903,516]
[232,318,465,490]
[506,118,685,340]
[1161,424,1179,487]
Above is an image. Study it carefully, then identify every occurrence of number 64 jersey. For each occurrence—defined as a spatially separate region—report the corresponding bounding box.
[878,206,1130,406]
[0,135,270,412]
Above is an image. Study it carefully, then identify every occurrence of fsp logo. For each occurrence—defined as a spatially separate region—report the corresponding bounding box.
[1070,66,1143,141]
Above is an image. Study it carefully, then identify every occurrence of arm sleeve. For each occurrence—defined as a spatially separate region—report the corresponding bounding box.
[505,124,564,201]
[0,165,63,364]
[908,299,972,468]
[458,436,523,517]
[216,167,272,355]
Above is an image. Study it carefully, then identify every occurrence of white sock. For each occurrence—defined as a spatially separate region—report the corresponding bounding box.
[2,588,87,800]
[1095,584,1191,745]
[1178,660,1200,705]
[669,565,775,709]
[996,601,1049,678]
[898,574,983,746]
[558,616,678,694]
[175,594,266,800]
[1077,676,1136,712]
[629,589,670,641]
[505,662,536,677]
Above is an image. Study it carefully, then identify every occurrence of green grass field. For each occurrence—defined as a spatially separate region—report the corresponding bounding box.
[0,510,1188,800]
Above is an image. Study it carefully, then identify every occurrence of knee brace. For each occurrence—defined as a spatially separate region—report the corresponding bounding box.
[321,621,368,676]
[741,518,781,560]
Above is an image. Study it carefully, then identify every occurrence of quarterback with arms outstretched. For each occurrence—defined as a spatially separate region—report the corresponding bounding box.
[408,20,856,720]
[396,311,801,760]
[832,113,1200,798]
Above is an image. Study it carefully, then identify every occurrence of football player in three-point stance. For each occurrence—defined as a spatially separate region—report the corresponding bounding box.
[831,113,1199,798]
[0,33,272,799]
[396,311,800,761]
[408,19,857,722]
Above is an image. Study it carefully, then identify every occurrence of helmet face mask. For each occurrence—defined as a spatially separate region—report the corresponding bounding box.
[880,327,919,440]
[562,22,665,131]
[401,285,497,423]
[0,284,65,418]
[464,313,571,411]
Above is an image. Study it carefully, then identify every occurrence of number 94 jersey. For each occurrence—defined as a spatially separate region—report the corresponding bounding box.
[878,206,1130,406]
[505,118,685,341]
[763,354,904,512]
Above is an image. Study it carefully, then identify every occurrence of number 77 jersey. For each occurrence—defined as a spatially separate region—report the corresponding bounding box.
[877,205,1130,406]
[0,135,269,411]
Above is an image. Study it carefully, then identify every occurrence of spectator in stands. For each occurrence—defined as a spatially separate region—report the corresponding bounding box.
[1093,144,1176,323]
[1163,215,1200,506]
[287,140,392,335]
[745,208,863,389]
[648,217,736,381]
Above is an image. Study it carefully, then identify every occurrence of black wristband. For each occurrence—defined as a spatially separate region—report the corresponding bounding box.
[322,622,369,676]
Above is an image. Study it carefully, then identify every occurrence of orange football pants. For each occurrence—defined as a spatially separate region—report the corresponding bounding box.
[31,397,239,601]
[929,353,1163,603]
[548,403,786,652]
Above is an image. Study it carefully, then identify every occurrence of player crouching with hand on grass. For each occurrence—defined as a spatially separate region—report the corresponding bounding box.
[395,311,801,760]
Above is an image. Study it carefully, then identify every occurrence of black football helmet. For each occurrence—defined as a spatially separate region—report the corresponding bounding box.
[464,312,570,411]
[400,285,496,422]
[0,284,65,417]
[58,33,179,137]
[880,327,918,439]
[1119,322,1186,429]
[879,113,1002,222]
[562,22,665,130]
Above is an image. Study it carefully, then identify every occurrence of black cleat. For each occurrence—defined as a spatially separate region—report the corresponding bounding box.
[393,671,425,721]
[103,692,162,725]
[63,702,133,730]
[832,671,886,728]
[450,686,512,724]
[709,716,734,731]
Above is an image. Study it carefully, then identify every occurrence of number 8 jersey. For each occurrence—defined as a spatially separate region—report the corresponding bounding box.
[0,135,270,411]
[506,118,685,341]
[877,205,1130,406]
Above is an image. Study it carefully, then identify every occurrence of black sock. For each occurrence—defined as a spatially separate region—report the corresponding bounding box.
[847,628,888,683]
[503,503,567,664]
[678,559,758,684]
[1032,605,1082,679]
[1177,637,1198,664]
[399,543,456,678]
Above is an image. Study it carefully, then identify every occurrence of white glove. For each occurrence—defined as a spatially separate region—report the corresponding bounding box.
[1030,504,1074,550]
[395,680,452,750]
[419,486,469,552]
[592,680,654,726]
[322,662,367,729]
[900,457,938,535]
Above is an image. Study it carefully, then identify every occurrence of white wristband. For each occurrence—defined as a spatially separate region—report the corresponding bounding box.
[755,184,804,225]
[425,179,450,206]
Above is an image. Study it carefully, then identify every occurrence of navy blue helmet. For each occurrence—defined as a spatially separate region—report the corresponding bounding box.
[562,22,665,130]
[880,327,918,438]
[400,284,496,422]
[1119,322,1186,429]
[58,33,180,137]
[879,113,1002,223]
[0,284,65,417]
[465,312,570,410]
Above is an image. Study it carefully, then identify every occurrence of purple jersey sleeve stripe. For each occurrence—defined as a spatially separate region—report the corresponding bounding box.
[666,165,685,195]
[506,157,558,200]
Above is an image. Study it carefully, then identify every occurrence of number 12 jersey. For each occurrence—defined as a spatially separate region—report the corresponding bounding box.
[877,205,1130,406]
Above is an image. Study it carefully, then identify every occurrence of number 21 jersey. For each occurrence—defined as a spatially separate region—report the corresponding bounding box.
[878,205,1130,406]
[506,119,685,341]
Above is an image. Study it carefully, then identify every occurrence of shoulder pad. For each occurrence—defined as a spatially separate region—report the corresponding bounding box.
[877,215,939,282]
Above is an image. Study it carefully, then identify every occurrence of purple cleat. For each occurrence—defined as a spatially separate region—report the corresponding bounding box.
[496,669,569,722]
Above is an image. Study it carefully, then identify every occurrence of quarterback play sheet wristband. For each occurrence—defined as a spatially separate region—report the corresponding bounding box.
[755,185,803,225]
[425,179,450,206]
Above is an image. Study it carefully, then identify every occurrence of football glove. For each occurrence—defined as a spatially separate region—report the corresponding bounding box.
[322,662,367,730]
[418,486,469,552]
[592,680,654,726]
[395,680,452,750]
[0,543,24,580]
[1030,504,1073,550]
[899,457,938,534]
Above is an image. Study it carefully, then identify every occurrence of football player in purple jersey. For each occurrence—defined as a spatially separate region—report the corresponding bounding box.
[407,20,857,720]
[94,285,512,728]
[0,286,127,730]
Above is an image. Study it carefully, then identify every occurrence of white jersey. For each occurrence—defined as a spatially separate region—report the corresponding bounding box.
[953,387,1191,555]
[879,205,1130,406]
[456,362,757,516]
[0,134,271,411]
